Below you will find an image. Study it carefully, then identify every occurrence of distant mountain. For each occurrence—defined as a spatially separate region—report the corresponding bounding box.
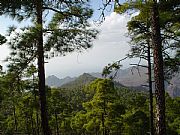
[46,67,180,97]
[113,68,180,97]
[89,72,103,78]
[45,68,150,90]
[60,73,132,90]
[114,67,148,87]
[90,68,180,97]
[61,73,96,88]
[45,75,75,87]
[90,67,148,88]
[167,74,180,97]
[46,72,146,92]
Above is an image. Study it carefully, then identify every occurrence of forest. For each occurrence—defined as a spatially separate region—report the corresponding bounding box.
[0,76,180,134]
[0,0,179,135]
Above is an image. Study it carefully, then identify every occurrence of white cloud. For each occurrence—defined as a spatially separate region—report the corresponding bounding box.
[0,46,10,65]
[45,12,132,78]
[0,12,132,78]
[0,16,32,69]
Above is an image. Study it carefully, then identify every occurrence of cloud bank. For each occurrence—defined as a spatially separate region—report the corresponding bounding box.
[45,12,132,78]
[0,12,133,78]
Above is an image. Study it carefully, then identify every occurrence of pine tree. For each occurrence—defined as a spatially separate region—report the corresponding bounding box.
[106,0,180,134]
[3,1,97,134]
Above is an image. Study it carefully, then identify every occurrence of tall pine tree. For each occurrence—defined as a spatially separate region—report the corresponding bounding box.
[106,0,180,134]
[3,1,97,134]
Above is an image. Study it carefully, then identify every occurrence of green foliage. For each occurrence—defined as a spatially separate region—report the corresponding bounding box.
[0,1,179,134]
[2,2,98,133]
[5,1,98,75]
[102,62,122,78]
[113,0,180,79]
[61,73,96,89]
[166,95,180,134]
[123,110,149,135]
[81,79,126,134]
[0,73,179,134]
[0,34,6,45]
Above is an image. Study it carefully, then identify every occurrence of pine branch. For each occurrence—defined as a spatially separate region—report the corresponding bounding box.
[42,6,81,17]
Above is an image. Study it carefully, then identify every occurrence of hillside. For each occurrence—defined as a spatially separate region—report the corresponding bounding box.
[167,73,180,97]
[90,67,148,87]
[90,68,180,97]
[46,73,146,92]
[45,67,180,97]
[45,68,148,88]
[45,75,75,87]
[114,67,148,87]
[60,73,97,88]
[90,67,148,90]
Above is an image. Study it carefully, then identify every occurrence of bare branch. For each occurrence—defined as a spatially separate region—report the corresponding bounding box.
[42,6,81,17]
[130,63,148,68]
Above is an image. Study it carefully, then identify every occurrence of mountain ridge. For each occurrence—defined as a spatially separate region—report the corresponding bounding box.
[45,75,76,87]
[45,68,180,97]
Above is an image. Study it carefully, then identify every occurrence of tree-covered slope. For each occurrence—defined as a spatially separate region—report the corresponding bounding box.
[60,73,96,89]
[45,75,75,87]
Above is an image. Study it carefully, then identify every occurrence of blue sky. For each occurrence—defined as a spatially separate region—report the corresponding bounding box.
[44,12,136,78]
[0,1,140,78]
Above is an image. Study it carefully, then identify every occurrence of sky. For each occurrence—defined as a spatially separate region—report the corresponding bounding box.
[0,1,138,78]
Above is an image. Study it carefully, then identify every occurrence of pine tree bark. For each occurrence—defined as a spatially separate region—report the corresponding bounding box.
[33,74,40,135]
[36,0,51,134]
[147,41,154,135]
[151,2,166,135]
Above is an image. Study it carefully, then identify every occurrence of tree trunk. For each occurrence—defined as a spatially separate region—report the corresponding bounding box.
[102,113,105,135]
[102,100,107,135]
[31,113,35,135]
[36,0,51,134]
[13,105,18,132]
[151,2,166,135]
[55,110,59,135]
[33,74,40,135]
[36,108,40,135]
[147,42,154,135]
[25,113,30,135]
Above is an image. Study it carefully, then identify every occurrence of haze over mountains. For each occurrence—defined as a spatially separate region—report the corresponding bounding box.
[46,67,180,97]
[46,75,76,87]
